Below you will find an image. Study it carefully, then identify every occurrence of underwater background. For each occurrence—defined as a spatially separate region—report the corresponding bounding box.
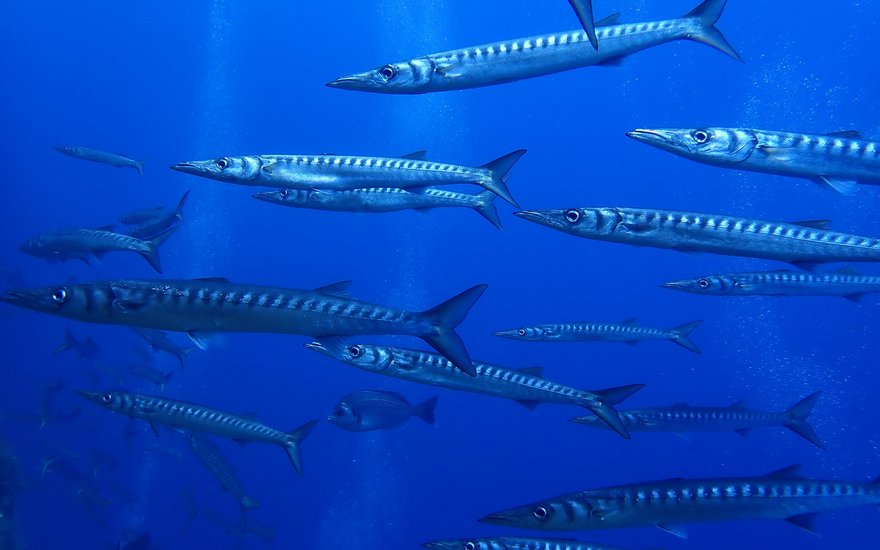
[1,0,879,548]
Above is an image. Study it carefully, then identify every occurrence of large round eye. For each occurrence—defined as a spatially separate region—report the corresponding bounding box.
[215,157,229,169]
[379,65,397,80]
[347,345,362,358]
[564,209,580,223]
[464,543,476,550]
[698,278,710,289]
[280,189,290,198]
[517,329,526,336]
[102,393,112,404]
[533,506,549,520]
[52,287,68,303]
[692,130,710,144]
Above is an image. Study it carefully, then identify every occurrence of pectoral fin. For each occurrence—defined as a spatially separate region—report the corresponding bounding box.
[656,524,688,538]
[816,176,857,195]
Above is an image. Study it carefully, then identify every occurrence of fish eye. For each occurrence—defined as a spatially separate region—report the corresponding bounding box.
[280,189,290,198]
[215,157,229,169]
[464,543,476,550]
[698,278,710,289]
[347,345,362,358]
[692,130,710,144]
[51,287,68,304]
[517,329,526,336]
[102,393,112,403]
[533,506,549,520]
[564,209,580,223]
[379,65,397,80]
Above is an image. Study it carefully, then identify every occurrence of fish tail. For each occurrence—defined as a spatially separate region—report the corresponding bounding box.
[684,0,742,62]
[136,159,146,176]
[159,370,174,392]
[670,320,703,354]
[284,419,319,476]
[241,495,261,509]
[568,0,598,50]
[54,327,75,354]
[473,190,503,230]
[585,383,645,439]
[176,346,199,369]
[175,189,191,222]
[142,225,179,273]
[479,150,526,208]
[784,392,825,449]
[414,396,439,426]
[420,284,488,376]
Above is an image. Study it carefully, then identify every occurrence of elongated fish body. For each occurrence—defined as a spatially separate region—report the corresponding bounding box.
[253,187,502,229]
[424,537,631,550]
[120,207,165,225]
[326,0,739,94]
[54,146,144,176]
[185,432,259,509]
[515,207,880,267]
[77,390,318,475]
[172,151,525,208]
[1,279,486,375]
[126,363,174,391]
[627,128,880,194]
[664,269,880,300]
[481,465,880,532]
[570,393,824,448]
[495,319,702,353]
[19,227,176,273]
[305,339,644,438]
[328,390,438,432]
[131,327,198,368]
[54,327,100,359]
[128,190,190,240]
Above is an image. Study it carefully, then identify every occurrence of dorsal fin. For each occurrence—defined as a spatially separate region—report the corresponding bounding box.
[765,464,802,479]
[313,281,352,298]
[399,150,427,160]
[516,366,544,377]
[825,130,862,139]
[97,224,116,232]
[620,317,638,325]
[729,400,747,410]
[595,13,620,26]
[789,219,831,230]
[193,277,230,283]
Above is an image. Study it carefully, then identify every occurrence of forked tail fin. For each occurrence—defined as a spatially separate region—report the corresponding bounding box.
[420,284,487,376]
[175,189,191,221]
[54,327,75,354]
[414,396,439,425]
[585,383,645,439]
[284,419,319,476]
[473,190,503,230]
[141,225,179,273]
[783,392,824,449]
[479,150,526,208]
[670,320,703,354]
[567,0,598,50]
[684,0,742,62]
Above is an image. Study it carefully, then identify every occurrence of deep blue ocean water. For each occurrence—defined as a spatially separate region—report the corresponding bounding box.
[1,1,879,548]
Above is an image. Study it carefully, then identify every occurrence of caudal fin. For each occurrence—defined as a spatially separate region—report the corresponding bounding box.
[585,383,645,439]
[420,284,488,377]
[473,190,503,230]
[684,0,742,62]
[54,327,75,354]
[568,0,598,50]
[479,150,526,209]
[284,419,319,476]
[670,320,702,354]
[135,160,145,176]
[141,225,179,273]
[414,396,439,425]
[241,495,261,509]
[784,392,824,449]
[175,346,199,369]
[175,189,191,222]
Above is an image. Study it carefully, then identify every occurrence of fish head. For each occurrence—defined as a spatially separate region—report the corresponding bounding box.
[0,284,90,317]
[75,389,126,411]
[327,401,360,428]
[252,188,305,204]
[170,156,261,183]
[515,207,620,237]
[481,493,619,530]
[493,326,554,340]
[626,128,757,164]
[663,274,734,294]
[327,58,435,94]
[305,340,395,373]
[18,235,48,256]
[422,540,489,550]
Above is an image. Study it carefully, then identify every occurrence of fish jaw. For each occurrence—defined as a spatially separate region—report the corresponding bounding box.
[420,542,463,550]
[513,210,568,232]
[75,389,107,406]
[326,72,379,91]
[626,128,690,154]
[0,287,61,312]
[169,160,222,177]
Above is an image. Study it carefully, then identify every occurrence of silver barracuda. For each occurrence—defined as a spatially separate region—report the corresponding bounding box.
[424,536,636,550]
[627,128,880,194]
[480,465,880,534]
[514,207,880,268]
[253,187,503,230]
[127,190,190,240]
[54,146,144,176]
[664,268,880,301]
[184,431,259,509]
[0,279,486,376]
[494,319,702,353]
[130,327,199,368]
[570,392,823,449]
[76,390,318,475]
[326,0,739,94]
[305,339,644,438]
[171,150,525,208]
[19,226,177,273]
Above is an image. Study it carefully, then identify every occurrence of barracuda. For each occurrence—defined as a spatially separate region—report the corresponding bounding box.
[627,128,880,194]
[514,207,880,268]
[570,392,823,449]
[185,432,259,509]
[128,189,190,240]
[305,339,643,439]
[54,146,144,176]
[664,268,880,300]
[326,0,739,94]
[76,390,318,475]
[494,319,702,353]
[131,327,199,368]
[171,150,524,208]
[253,187,502,229]
[424,536,632,550]
[0,279,486,376]
[480,465,880,534]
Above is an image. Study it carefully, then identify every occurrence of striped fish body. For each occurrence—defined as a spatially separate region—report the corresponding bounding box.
[481,467,880,531]
[185,432,258,509]
[574,405,784,433]
[21,229,151,258]
[665,269,880,298]
[496,322,676,344]
[54,146,143,175]
[424,537,630,550]
[515,207,880,265]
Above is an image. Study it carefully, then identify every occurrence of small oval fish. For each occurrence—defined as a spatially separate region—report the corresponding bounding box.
[424,536,635,550]
[328,390,438,432]
[664,268,880,301]
[54,146,144,176]
[495,319,702,353]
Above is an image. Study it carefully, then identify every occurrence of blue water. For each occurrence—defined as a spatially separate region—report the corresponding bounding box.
[1,1,879,548]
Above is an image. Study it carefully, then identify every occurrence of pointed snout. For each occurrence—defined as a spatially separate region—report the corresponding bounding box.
[169,161,199,174]
[303,341,326,352]
[0,289,35,308]
[326,74,368,90]
[626,128,677,145]
[477,511,520,525]
[252,191,278,202]
[75,389,104,404]
[661,280,688,290]
[493,330,519,339]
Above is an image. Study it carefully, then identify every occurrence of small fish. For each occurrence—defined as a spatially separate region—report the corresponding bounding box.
[128,190,190,240]
[54,327,100,359]
[185,432,259,510]
[54,146,144,176]
[495,319,702,353]
[424,536,637,550]
[77,389,319,475]
[328,390,438,432]
[126,363,174,391]
[130,327,199,368]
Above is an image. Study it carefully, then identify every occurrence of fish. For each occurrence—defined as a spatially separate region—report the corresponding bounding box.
[19,226,177,273]
[128,190,190,240]
[126,363,174,391]
[117,533,151,550]
[305,339,644,438]
[184,432,259,509]
[76,390,319,476]
[626,128,880,195]
[423,536,638,550]
[663,268,880,301]
[568,0,597,50]
[326,0,739,94]
[0,278,486,376]
[172,150,524,208]
[54,146,144,176]
[513,208,880,268]
[570,392,823,449]
[494,319,702,354]
[120,206,166,225]
[54,327,100,359]
[480,465,880,535]
[130,327,199,368]
[253,187,503,230]
[328,390,438,432]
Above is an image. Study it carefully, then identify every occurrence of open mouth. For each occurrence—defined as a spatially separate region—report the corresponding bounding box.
[326,75,365,89]
[625,128,674,145]
[169,162,198,172]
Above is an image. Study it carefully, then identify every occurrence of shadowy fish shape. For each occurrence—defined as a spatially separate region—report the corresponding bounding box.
[54,146,144,176]
[130,327,199,368]
[127,190,190,240]
[54,327,100,359]
[184,431,259,510]
[495,319,702,353]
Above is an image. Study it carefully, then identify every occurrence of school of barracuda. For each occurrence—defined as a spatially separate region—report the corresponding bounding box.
[2,0,878,547]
